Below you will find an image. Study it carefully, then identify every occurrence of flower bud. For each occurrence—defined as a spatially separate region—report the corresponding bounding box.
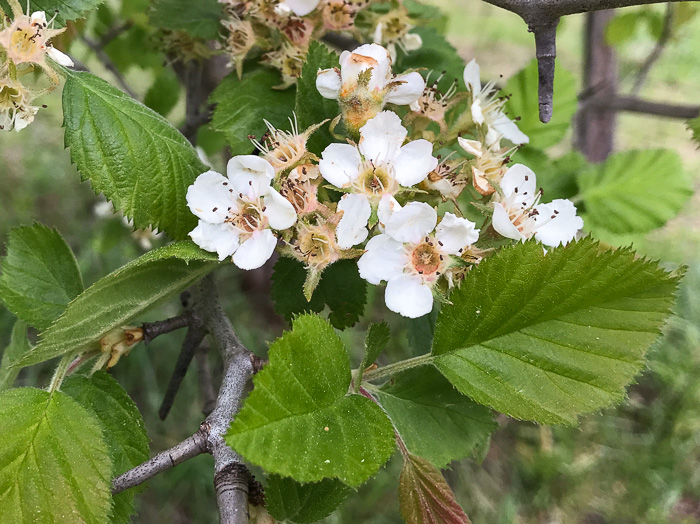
[99,326,144,369]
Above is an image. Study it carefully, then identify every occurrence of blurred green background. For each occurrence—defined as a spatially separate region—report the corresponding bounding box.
[1,0,700,522]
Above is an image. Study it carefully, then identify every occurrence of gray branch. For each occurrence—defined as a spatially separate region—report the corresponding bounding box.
[630,2,673,95]
[590,95,700,119]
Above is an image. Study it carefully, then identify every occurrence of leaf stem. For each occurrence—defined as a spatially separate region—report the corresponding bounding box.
[47,354,74,393]
[361,353,434,383]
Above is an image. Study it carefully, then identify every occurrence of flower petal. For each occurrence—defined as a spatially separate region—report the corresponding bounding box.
[463,59,482,95]
[319,143,361,187]
[358,110,407,164]
[46,47,74,67]
[403,32,423,52]
[377,194,400,229]
[392,139,437,187]
[490,112,529,145]
[385,201,437,244]
[492,202,524,241]
[281,0,320,16]
[357,234,407,285]
[385,72,425,105]
[186,171,233,223]
[227,155,275,198]
[232,229,277,270]
[457,137,483,157]
[385,274,433,318]
[435,213,480,254]
[534,199,583,247]
[336,193,372,248]
[501,163,537,204]
[189,221,240,261]
[471,99,485,125]
[263,188,297,230]
[316,68,341,99]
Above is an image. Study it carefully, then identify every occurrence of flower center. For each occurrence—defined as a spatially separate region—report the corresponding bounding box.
[9,25,45,62]
[410,241,442,276]
[354,162,396,198]
[228,202,266,234]
[294,224,339,268]
[0,83,22,109]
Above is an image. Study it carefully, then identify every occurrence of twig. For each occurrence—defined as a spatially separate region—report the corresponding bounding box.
[590,95,700,119]
[159,325,207,420]
[321,33,361,51]
[196,341,218,417]
[630,2,673,95]
[100,21,133,48]
[112,428,209,495]
[80,35,138,99]
[142,310,199,344]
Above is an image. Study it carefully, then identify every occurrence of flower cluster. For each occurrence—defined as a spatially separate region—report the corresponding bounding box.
[186,43,583,318]
[0,0,73,131]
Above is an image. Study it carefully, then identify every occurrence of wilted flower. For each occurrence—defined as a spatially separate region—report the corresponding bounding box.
[250,115,322,173]
[263,43,306,88]
[458,137,511,196]
[279,164,323,215]
[221,16,256,78]
[409,72,459,132]
[322,0,364,31]
[421,156,467,200]
[372,7,422,62]
[186,156,297,269]
[0,76,41,131]
[492,164,583,247]
[358,201,479,318]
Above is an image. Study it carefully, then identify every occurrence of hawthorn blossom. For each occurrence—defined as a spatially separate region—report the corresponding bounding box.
[458,136,511,196]
[492,164,583,247]
[358,202,479,318]
[0,76,40,131]
[250,115,321,173]
[221,16,256,78]
[186,156,297,269]
[409,73,458,132]
[322,0,363,31]
[463,59,528,147]
[316,43,424,131]
[0,0,73,83]
[421,157,467,200]
[318,111,437,247]
[372,8,422,62]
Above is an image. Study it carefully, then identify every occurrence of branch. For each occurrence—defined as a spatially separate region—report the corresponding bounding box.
[630,2,673,95]
[196,341,218,416]
[141,310,198,344]
[590,95,700,119]
[79,35,138,99]
[112,428,209,495]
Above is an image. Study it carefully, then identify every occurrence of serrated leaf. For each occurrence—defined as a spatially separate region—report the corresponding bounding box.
[0,224,83,330]
[503,59,578,148]
[226,315,395,486]
[265,475,351,523]
[361,322,390,370]
[399,453,470,524]
[62,372,150,524]
[376,368,496,468]
[0,319,31,390]
[17,241,218,367]
[431,238,679,425]
[0,0,105,25]
[149,0,222,39]
[0,387,112,523]
[62,70,208,240]
[295,41,339,155]
[271,258,367,329]
[210,69,296,155]
[577,149,693,234]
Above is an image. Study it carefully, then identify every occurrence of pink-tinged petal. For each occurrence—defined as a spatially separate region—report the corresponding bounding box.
[263,188,297,230]
[463,59,482,95]
[336,193,372,248]
[233,230,277,270]
[377,194,400,229]
[319,143,361,187]
[357,234,407,285]
[385,274,433,318]
[435,213,480,254]
[501,163,538,206]
[385,201,437,244]
[186,171,233,223]
[227,155,275,198]
[316,68,341,99]
[46,47,74,67]
[490,112,529,145]
[385,72,425,105]
[341,44,392,92]
[392,139,437,187]
[189,221,240,261]
[492,202,525,241]
[534,199,583,247]
[281,0,319,16]
[358,111,407,164]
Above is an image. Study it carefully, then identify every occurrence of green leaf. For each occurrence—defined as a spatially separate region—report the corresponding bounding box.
[211,69,296,155]
[605,11,646,46]
[271,258,367,329]
[265,475,352,523]
[149,0,222,39]
[687,115,700,147]
[577,149,693,235]
[431,238,680,425]
[398,453,470,524]
[0,224,83,330]
[295,41,339,155]
[62,70,208,240]
[362,322,390,370]
[62,372,150,524]
[0,0,106,25]
[0,320,31,390]
[17,241,218,367]
[376,368,496,468]
[503,59,578,149]
[0,388,112,523]
[395,27,464,87]
[226,315,395,486]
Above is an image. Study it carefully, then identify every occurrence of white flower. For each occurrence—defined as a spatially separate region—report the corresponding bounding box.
[358,202,479,318]
[492,164,583,247]
[279,0,320,16]
[463,59,528,147]
[318,111,437,248]
[186,156,297,269]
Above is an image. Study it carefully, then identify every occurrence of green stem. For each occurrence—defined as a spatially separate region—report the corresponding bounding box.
[47,354,74,393]
[360,353,434,383]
